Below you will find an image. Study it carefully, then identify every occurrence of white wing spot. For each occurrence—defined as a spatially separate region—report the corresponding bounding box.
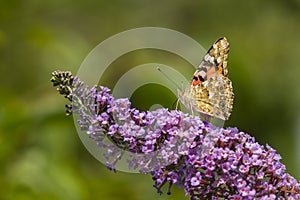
[199,70,206,77]
[204,54,210,61]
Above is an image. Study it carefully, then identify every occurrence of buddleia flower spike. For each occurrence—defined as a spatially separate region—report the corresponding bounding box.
[51,70,300,199]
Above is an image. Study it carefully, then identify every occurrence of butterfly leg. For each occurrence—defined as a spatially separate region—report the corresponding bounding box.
[175,99,180,110]
[189,102,194,116]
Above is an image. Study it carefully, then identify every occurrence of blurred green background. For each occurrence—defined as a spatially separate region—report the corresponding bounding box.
[1,0,300,199]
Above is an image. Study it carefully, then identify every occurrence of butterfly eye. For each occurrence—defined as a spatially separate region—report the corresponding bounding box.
[193,76,198,81]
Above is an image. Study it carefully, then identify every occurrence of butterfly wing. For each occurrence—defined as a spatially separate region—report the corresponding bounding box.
[180,37,234,120]
[192,37,229,84]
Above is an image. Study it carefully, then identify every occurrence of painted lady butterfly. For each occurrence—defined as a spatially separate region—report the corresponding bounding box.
[178,37,234,121]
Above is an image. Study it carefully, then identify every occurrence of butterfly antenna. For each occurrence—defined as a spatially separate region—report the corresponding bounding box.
[157,66,184,111]
[156,66,181,89]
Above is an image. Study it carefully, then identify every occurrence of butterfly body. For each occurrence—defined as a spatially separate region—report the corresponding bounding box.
[179,37,234,121]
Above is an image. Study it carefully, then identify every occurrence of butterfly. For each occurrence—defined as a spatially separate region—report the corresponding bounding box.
[178,37,234,121]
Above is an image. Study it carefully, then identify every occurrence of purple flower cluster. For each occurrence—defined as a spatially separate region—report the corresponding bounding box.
[51,71,300,199]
